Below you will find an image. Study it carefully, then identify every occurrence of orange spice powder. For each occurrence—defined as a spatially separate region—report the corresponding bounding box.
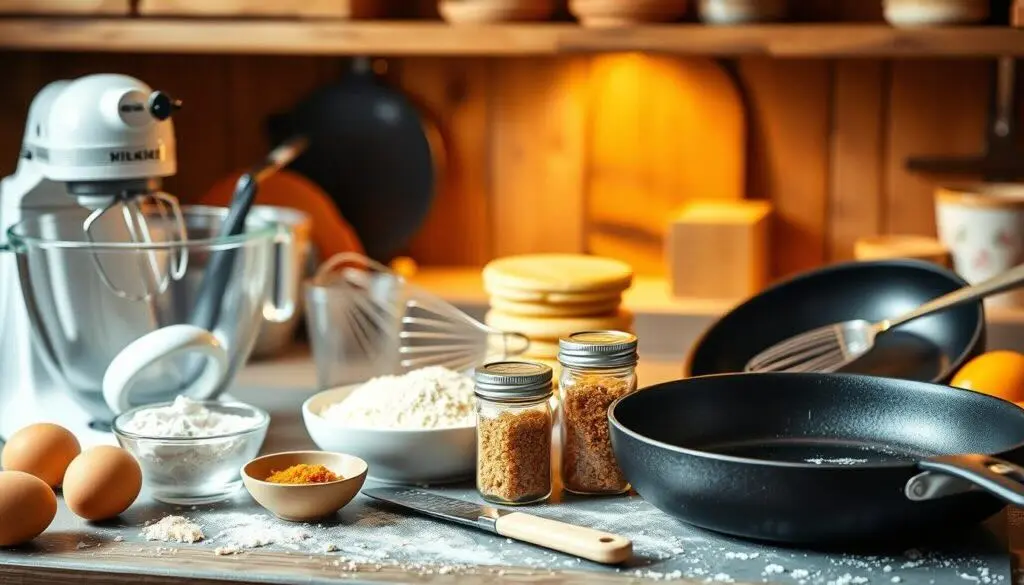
[265,463,340,484]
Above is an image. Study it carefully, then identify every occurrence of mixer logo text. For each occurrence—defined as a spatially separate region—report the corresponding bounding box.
[109,148,165,163]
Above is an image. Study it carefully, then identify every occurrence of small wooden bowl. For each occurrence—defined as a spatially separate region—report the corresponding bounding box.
[439,0,557,23]
[242,451,368,522]
[570,0,689,26]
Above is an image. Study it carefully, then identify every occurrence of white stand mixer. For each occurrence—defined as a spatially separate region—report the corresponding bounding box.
[0,73,182,446]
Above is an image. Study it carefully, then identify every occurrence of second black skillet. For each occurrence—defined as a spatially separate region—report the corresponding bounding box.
[268,57,443,264]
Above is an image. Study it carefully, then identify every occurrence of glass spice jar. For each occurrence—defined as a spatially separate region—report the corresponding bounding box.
[557,330,639,496]
[474,361,554,506]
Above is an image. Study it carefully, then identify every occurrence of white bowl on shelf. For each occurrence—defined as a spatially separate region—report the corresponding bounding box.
[698,0,787,24]
[301,385,476,485]
[883,0,988,26]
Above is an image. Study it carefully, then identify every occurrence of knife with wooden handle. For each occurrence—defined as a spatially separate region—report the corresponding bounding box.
[363,487,633,565]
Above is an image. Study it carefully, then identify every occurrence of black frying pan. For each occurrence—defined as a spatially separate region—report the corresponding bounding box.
[686,259,985,384]
[609,373,1024,547]
[267,57,442,263]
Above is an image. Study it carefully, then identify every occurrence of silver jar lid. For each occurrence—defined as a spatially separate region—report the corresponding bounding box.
[474,361,553,401]
[558,330,639,369]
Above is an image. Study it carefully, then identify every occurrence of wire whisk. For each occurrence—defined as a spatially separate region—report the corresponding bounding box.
[307,253,529,383]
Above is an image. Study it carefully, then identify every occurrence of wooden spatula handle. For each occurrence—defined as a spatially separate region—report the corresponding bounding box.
[494,512,633,565]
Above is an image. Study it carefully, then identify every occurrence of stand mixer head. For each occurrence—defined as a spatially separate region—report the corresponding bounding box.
[0,73,187,443]
[20,74,187,300]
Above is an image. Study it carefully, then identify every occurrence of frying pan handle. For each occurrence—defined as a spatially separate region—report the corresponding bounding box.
[907,454,1024,506]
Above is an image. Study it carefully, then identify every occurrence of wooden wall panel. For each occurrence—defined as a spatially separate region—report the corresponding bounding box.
[0,51,997,287]
[794,0,883,21]
[489,57,589,257]
[584,55,746,276]
[828,60,886,262]
[395,58,493,266]
[223,56,338,171]
[0,53,46,177]
[132,55,233,201]
[738,58,832,280]
[884,60,991,237]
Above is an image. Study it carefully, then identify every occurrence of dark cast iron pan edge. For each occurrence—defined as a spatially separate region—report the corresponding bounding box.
[682,259,986,383]
[609,372,1024,508]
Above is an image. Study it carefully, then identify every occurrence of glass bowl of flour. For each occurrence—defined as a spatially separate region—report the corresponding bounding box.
[113,396,270,505]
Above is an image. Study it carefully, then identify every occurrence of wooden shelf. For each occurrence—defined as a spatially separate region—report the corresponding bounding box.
[1,19,1024,56]
[409,267,738,316]
[409,267,1024,325]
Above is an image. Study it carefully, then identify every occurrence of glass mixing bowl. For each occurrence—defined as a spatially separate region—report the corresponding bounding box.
[113,400,270,505]
[4,206,291,428]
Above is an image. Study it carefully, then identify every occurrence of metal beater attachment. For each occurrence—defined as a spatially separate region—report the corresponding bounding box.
[78,181,189,301]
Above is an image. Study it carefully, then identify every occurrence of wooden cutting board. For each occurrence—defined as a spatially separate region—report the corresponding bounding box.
[584,55,746,276]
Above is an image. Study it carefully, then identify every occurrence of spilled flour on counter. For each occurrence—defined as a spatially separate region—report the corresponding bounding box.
[131,492,1009,584]
[142,516,205,543]
[210,513,312,555]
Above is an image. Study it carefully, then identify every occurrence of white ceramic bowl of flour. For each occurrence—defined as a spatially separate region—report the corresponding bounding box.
[301,367,476,485]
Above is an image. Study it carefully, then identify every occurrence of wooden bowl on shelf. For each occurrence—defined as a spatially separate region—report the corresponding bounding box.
[439,0,558,23]
[570,0,689,26]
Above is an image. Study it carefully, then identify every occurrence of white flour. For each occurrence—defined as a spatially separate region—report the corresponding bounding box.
[318,367,475,429]
[120,396,260,438]
[142,516,205,543]
[130,497,1006,585]
[118,397,264,491]
[805,458,870,466]
[210,513,312,555]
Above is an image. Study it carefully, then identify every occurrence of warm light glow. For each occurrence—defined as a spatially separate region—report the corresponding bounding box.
[584,52,746,275]
[390,256,419,279]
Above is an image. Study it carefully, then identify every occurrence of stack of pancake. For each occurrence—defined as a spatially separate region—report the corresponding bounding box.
[482,254,635,378]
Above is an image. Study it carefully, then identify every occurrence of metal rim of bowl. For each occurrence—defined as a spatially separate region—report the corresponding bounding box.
[6,205,280,251]
[682,258,986,384]
[112,400,271,442]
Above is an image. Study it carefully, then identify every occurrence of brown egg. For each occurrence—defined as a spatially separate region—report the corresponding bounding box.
[1,423,81,487]
[0,471,57,546]
[62,446,142,521]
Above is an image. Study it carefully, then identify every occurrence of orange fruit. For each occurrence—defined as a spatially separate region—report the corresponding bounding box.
[950,350,1024,403]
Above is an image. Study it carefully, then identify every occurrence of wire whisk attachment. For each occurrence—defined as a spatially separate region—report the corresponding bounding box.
[307,253,530,380]
[400,294,530,374]
[81,189,189,302]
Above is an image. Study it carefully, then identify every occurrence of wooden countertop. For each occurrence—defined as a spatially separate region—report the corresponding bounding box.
[0,352,1021,585]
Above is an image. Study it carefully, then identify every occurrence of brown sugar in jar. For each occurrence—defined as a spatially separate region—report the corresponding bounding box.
[474,361,553,505]
[557,331,639,495]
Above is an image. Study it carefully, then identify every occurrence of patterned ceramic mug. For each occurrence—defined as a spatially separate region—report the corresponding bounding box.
[935,183,1024,308]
